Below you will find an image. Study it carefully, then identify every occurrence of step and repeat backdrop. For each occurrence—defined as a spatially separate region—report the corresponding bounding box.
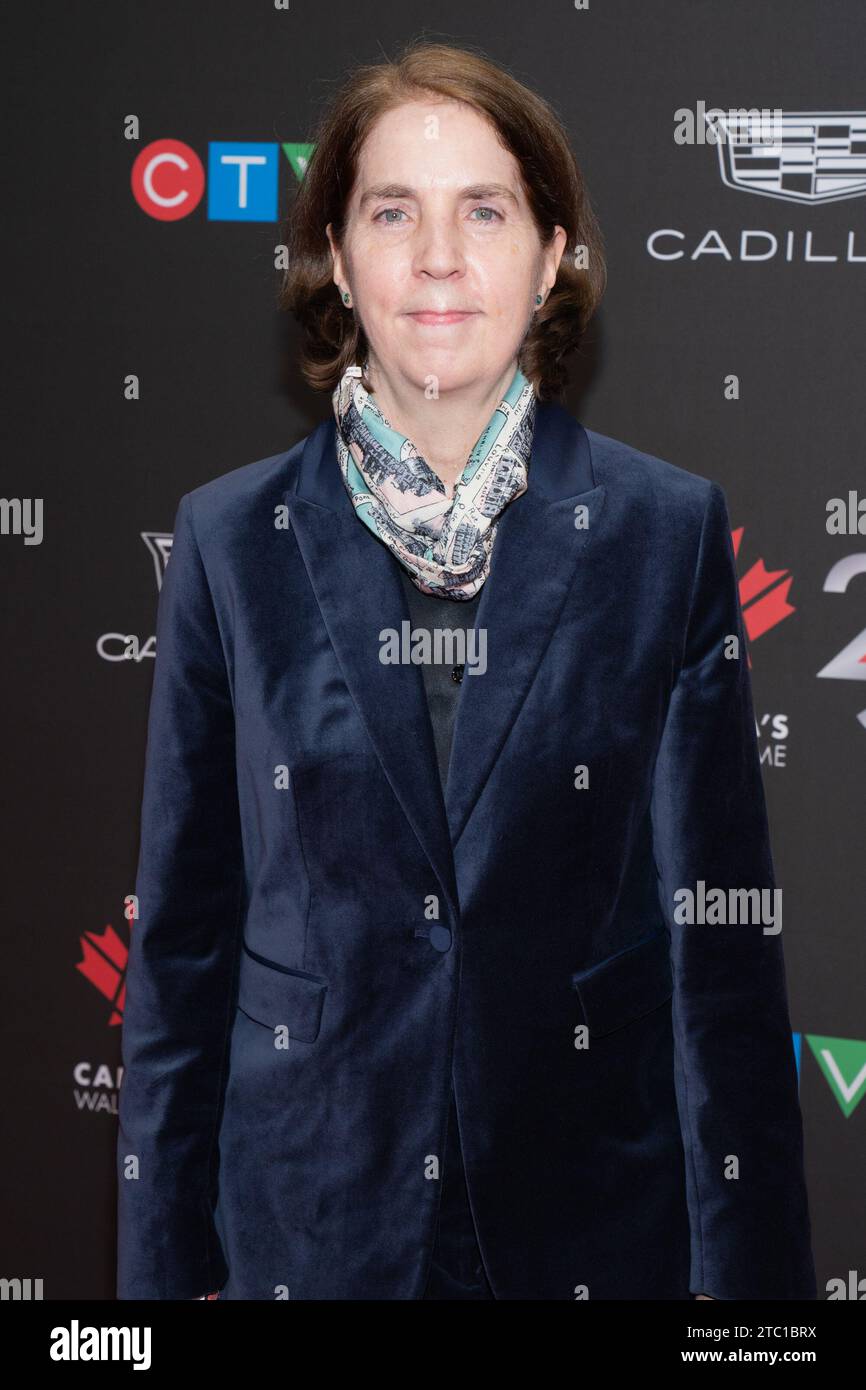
[4,1,864,1298]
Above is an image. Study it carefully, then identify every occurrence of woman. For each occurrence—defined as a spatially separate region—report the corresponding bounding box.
[117,41,816,1301]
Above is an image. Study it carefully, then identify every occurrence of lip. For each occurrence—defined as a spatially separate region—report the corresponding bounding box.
[406,311,478,325]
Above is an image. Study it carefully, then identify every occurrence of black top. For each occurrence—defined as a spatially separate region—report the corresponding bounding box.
[396,562,487,1264]
[397,564,483,791]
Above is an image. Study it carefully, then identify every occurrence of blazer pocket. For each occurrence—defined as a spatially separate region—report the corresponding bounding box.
[571,928,673,1038]
[237,942,328,1043]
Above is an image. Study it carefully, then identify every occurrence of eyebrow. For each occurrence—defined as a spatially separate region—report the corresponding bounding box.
[358,182,520,208]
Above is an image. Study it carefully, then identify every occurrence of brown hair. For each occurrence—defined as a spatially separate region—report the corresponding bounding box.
[278,39,606,401]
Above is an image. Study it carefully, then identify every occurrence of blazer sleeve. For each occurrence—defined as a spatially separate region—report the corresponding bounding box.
[116,491,244,1300]
[649,480,817,1301]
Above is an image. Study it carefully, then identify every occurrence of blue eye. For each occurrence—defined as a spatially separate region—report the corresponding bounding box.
[373,205,503,225]
[471,206,503,222]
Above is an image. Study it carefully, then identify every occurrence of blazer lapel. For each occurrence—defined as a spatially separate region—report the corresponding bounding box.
[283,420,460,915]
[281,398,606,908]
[443,402,606,844]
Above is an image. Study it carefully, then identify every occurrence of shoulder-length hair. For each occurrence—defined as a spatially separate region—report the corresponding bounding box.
[278,39,606,401]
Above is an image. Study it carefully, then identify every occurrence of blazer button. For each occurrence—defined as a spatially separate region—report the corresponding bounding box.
[428,924,452,952]
[451,664,465,683]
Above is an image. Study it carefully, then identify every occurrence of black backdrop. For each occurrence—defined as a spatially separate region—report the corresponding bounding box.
[3,0,864,1299]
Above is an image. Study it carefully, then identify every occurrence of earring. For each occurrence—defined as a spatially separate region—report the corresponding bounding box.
[536,294,543,305]
[342,290,352,305]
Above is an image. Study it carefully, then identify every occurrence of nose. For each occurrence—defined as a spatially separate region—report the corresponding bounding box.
[411,209,467,281]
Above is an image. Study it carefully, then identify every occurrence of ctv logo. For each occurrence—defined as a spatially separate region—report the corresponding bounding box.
[131,139,313,222]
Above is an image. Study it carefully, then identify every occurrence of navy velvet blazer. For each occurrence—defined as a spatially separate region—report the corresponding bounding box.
[116,399,817,1300]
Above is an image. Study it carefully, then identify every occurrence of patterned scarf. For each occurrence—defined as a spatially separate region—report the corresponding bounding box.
[331,361,536,600]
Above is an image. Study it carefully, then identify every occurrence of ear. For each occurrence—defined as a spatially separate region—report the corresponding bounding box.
[542,225,569,293]
[325,223,345,291]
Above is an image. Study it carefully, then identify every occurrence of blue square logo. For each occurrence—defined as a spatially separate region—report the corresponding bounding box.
[208,142,279,221]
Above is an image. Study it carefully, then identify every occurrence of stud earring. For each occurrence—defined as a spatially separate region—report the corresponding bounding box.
[536,294,543,305]
[342,291,352,305]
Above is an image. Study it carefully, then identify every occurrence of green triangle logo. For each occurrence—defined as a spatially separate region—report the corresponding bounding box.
[282,143,315,183]
[806,1035,866,1118]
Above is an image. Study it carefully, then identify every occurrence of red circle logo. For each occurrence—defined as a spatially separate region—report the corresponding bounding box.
[131,139,205,221]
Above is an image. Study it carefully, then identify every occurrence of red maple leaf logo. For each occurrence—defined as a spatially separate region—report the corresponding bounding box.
[732,526,795,666]
[76,924,128,1027]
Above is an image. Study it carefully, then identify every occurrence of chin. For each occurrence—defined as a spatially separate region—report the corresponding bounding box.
[398,354,497,395]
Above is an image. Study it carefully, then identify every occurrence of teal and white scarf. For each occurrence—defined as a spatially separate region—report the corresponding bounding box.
[331,362,536,600]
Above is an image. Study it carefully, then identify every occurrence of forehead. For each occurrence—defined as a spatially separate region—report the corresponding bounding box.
[354,99,521,191]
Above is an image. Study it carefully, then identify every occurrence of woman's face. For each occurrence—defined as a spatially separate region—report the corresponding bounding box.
[327,98,567,396]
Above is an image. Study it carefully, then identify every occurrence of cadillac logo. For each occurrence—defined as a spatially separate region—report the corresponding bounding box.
[141,530,173,590]
[709,110,866,204]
